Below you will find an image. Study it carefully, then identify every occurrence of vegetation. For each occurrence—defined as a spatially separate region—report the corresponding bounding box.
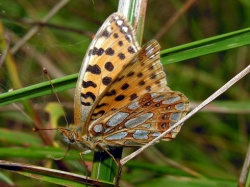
[0,1,249,186]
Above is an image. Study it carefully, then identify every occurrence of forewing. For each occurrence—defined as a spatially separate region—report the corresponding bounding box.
[74,13,140,126]
[88,40,169,122]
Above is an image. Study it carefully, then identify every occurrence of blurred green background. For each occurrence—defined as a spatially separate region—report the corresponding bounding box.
[0,1,249,186]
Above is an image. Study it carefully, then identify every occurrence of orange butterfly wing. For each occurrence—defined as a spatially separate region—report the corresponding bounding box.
[74,13,140,130]
[87,40,189,147]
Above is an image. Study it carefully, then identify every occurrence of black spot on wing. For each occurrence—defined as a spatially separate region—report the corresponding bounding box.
[150,73,157,79]
[113,33,119,38]
[101,29,111,38]
[104,61,114,71]
[127,71,134,77]
[96,103,107,109]
[82,80,97,88]
[149,65,154,70]
[115,95,125,101]
[81,92,96,102]
[102,76,112,85]
[121,83,129,90]
[81,102,91,106]
[86,64,101,75]
[92,110,105,117]
[137,72,143,77]
[92,47,98,55]
[130,93,138,101]
[118,41,123,46]
[118,53,125,60]
[97,48,104,56]
[105,89,116,96]
[81,92,96,106]
[139,80,145,86]
[105,48,115,56]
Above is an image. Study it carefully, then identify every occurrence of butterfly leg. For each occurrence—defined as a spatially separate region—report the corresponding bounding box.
[79,152,91,178]
[53,144,71,160]
[95,144,121,166]
[115,164,124,187]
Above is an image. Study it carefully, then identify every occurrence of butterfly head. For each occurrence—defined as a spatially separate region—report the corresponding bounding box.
[58,125,99,152]
[58,126,80,144]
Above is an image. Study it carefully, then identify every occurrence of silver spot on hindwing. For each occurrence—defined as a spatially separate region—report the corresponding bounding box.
[175,103,185,110]
[105,132,128,140]
[93,124,103,133]
[152,132,161,137]
[169,121,175,127]
[133,130,150,139]
[106,112,129,127]
[150,93,158,98]
[162,96,181,104]
[142,123,151,128]
[127,101,139,110]
[170,112,181,121]
[125,113,153,128]
[152,94,166,102]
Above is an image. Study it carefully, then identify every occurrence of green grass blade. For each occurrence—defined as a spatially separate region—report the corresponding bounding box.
[161,27,250,64]
[1,28,249,106]
[0,160,115,187]
[0,73,77,106]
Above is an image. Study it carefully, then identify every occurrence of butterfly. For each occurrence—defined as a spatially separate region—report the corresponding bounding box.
[58,12,189,153]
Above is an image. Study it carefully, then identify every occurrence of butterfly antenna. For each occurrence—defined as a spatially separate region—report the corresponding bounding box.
[43,68,69,126]
[32,127,57,132]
